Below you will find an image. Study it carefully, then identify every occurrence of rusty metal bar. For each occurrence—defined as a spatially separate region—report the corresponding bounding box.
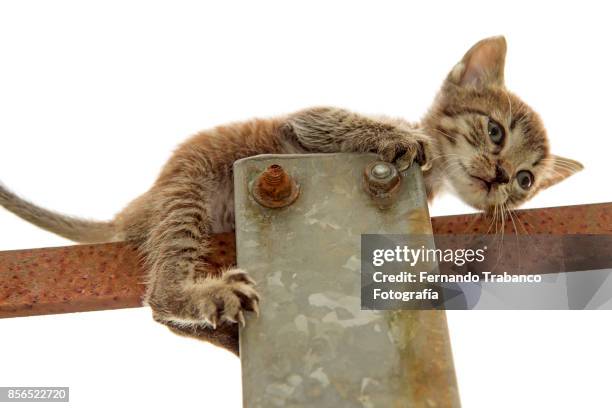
[1,203,610,319]
[0,232,236,318]
[431,201,612,235]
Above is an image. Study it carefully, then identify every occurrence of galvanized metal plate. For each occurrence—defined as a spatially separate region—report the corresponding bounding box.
[234,153,459,408]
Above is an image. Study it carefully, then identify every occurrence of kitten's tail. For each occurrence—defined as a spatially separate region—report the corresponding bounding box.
[0,183,119,244]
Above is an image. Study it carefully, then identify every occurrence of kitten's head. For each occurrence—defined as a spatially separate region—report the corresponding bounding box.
[424,36,583,212]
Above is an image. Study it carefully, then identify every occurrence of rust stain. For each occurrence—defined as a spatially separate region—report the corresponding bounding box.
[406,208,432,235]
[0,203,610,318]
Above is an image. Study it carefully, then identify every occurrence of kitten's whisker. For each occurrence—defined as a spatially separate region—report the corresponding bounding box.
[432,128,459,141]
[462,211,484,234]
[500,203,506,239]
[426,154,461,167]
[505,202,523,272]
[437,161,464,175]
[427,153,460,162]
[488,203,499,236]
[505,203,519,235]
[509,207,529,235]
[493,205,499,236]
[513,209,535,235]
[485,208,495,234]
[490,203,506,268]
[493,203,507,267]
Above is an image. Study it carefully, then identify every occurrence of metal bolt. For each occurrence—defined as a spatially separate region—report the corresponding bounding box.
[252,164,300,208]
[371,163,392,179]
[363,161,401,209]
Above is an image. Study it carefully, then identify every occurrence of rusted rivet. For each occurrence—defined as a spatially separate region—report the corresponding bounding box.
[363,161,401,209]
[252,164,300,208]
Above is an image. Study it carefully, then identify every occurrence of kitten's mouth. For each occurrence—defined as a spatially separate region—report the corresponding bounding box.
[469,174,493,192]
[459,162,493,193]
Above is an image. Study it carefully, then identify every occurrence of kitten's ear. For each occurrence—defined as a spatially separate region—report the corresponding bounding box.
[539,155,584,189]
[447,36,507,88]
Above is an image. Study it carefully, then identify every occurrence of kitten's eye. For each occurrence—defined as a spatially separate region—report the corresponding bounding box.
[487,119,504,145]
[516,170,534,190]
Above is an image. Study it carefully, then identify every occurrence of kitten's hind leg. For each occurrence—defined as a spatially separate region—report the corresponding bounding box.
[143,180,259,343]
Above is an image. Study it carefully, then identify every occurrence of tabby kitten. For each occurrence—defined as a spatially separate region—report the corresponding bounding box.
[0,36,582,353]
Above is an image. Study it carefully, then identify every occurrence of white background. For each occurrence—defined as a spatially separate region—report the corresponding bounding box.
[1,1,611,407]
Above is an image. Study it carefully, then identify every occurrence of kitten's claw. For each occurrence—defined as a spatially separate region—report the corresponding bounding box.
[224,268,257,285]
[377,137,429,172]
[198,268,260,328]
[252,300,260,318]
[209,314,218,330]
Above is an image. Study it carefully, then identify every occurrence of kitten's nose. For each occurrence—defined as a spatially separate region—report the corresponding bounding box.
[493,164,510,185]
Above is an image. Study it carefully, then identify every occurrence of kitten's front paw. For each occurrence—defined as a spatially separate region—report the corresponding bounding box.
[377,137,428,171]
[198,268,260,328]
